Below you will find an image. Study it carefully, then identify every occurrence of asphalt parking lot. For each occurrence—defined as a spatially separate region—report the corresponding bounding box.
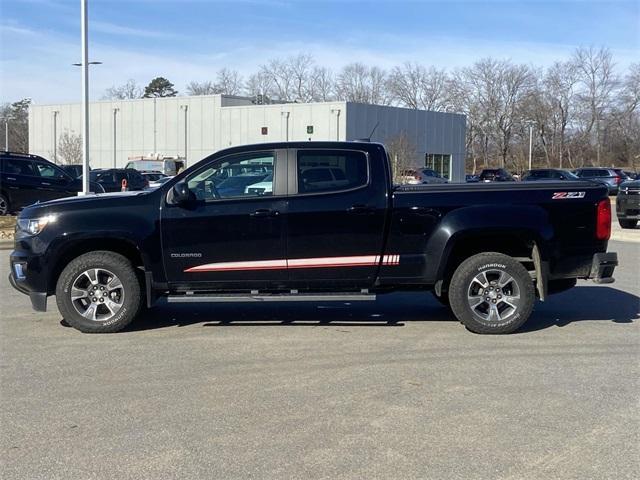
[1,241,639,480]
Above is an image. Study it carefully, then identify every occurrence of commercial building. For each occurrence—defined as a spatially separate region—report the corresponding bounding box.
[29,95,466,181]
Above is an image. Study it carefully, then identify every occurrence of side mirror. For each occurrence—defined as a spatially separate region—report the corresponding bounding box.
[172,181,196,204]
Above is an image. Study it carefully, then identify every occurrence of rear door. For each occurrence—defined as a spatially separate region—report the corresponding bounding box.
[1,158,41,209]
[285,147,388,288]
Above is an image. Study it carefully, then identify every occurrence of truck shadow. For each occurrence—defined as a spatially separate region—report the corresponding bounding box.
[125,286,638,333]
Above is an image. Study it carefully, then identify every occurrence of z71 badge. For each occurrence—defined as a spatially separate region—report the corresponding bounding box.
[552,191,586,200]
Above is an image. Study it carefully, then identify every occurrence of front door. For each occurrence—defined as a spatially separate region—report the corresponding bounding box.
[285,147,388,289]
[161,149,288,291]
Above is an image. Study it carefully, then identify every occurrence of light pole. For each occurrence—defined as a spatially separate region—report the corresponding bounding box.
[180,105,188,166]
[52,111,59,163]
[73,0,102,195]
[526,121,536,171]
[3,118,8,151]
[112,107,119,168]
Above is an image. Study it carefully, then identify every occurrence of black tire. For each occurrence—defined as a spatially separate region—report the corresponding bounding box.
[0,193,10,216]
[55,251,142,333]
[449,252,535,334]
[619,219,638,229]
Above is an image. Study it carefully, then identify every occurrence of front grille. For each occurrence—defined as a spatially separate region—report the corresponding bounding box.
[621,187,640,195]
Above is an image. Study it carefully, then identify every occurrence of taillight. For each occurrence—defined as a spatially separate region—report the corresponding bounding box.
[596,198,611,240]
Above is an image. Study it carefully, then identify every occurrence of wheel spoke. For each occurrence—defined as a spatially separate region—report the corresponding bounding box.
[83,269,98,285]
[104,299,120,315]
[468,296,485,309]
[71,288,88,300]
[82,304,98,321]
[488,303,501,322]
[497,271,512,288]
[502,295,520,310]
[107,276,122,291]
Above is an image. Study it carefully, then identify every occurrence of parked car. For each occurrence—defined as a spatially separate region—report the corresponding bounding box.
[60,164,85,178]
[9,141,617,335]
[465,174,480,183]
[147,176,173,189]
[616,180,640,229]
[622,171,638,180]
[125,157,185,176]
[89,168,148,192]
[573,168,624,195]
[399,168,448,185]
[244,174,273,195]
[478,168,514,182]
[0,152,103,216]
[215,173,269,197]
[522,169,581,181]
[140,171,167,183]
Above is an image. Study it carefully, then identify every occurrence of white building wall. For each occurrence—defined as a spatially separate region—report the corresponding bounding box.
[29,95,465,179]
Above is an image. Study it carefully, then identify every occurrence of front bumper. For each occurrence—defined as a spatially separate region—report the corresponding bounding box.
[589,252,617,284]
[616,194,640,219]
[8,271,48,311]
[9,249,49,312]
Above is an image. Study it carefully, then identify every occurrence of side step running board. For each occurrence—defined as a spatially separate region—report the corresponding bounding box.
[167,293,376,303]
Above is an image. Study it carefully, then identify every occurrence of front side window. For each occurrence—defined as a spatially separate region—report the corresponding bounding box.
[186,152,274,201]
[33,161,66,179]
[297,150,368,194]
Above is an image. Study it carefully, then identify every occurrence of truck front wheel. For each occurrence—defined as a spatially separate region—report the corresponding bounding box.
[55,251,142,333]
[448,252,535,334]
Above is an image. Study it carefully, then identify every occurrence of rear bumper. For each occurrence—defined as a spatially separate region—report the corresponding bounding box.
[589,252,617,284]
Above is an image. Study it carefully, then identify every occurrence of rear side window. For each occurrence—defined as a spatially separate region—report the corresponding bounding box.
[297,150,368,194]
[3,159,36,176]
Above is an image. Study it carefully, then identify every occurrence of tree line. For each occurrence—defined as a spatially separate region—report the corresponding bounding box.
[2,46,637,173]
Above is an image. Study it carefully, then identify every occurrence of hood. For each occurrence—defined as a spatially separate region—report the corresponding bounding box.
[620,180,640,189]
[19,190,151,217]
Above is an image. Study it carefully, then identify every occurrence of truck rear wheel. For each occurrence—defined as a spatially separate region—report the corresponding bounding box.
[55,251,142,333]
[448,252,535,334]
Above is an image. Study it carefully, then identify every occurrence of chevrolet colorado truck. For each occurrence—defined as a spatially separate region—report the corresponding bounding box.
[9,142,618,334]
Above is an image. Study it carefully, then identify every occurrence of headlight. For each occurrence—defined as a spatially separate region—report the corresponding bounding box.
[17,215,56,235]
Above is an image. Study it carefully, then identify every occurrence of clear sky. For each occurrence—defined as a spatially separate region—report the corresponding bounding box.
[1,0,638,103]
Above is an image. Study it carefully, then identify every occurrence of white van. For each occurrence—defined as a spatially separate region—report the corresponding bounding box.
[125,157,185,176]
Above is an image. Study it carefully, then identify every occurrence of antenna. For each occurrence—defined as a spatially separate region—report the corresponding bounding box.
[356,121,380,142]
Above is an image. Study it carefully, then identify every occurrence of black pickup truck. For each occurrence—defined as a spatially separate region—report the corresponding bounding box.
[9,142,617,334]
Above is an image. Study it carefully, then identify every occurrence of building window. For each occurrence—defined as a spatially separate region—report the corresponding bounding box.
[261,127,268,135]
[306,125,314,134]
[425,154,451,180]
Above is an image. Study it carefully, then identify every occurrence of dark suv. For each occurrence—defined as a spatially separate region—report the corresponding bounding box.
[0,152,103,216]
[574,168,624,195]
[89,168,148,192]
[478,168,514,182]
[522,169,580,181]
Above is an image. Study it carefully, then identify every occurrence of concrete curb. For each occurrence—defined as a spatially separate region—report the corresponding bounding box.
[610,231,640,243]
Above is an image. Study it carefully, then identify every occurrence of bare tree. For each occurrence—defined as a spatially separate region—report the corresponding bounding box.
[309,67,335,102]
[336,63,390,105]
[215,68,243,96]
[387,62,450,111]
[386,132,418,183]
[0,98,30,153]
[186,81,216,96]
[245,71,274,104]
[572,46,618,165]
[58,131,82,164]
[102,79,142,100]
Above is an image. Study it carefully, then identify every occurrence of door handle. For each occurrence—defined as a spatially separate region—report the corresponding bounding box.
[6,177,16,181]
[347,204,375,214]
[250,208,279,218]
[41,182,51,186]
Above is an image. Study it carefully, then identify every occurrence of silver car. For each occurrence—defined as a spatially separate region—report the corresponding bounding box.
[400,168,449,185]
